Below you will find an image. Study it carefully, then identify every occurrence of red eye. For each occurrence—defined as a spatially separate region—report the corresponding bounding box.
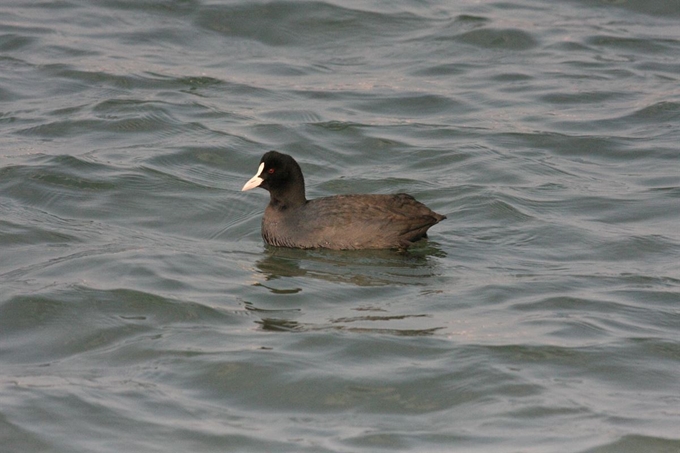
[268,168,275,174]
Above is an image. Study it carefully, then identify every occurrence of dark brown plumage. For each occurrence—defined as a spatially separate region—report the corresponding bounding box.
[242,151,445,250]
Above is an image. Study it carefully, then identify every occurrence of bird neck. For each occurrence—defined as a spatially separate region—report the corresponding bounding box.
[269,184,306,210]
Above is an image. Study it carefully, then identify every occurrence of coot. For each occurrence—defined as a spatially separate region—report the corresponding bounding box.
[242,151,445,250]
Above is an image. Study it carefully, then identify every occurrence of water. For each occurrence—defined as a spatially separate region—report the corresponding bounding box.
[1,0,679,452]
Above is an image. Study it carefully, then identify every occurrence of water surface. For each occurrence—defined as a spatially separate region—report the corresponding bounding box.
[1,0,679,452]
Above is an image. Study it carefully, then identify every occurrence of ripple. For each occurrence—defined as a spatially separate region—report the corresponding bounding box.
[592,435,680,452]
[0,33,35,52]
[350,93,467,118]
[456,28,538,50]
[195,1,425,48]
[586,34,677,54]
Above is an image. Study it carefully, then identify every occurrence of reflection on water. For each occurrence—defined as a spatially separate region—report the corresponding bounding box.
[244,244,448,335]
[257,316,444,336]
[253,242,447,286]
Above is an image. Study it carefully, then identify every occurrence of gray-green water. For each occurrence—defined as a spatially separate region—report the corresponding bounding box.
[1,1,679,452]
